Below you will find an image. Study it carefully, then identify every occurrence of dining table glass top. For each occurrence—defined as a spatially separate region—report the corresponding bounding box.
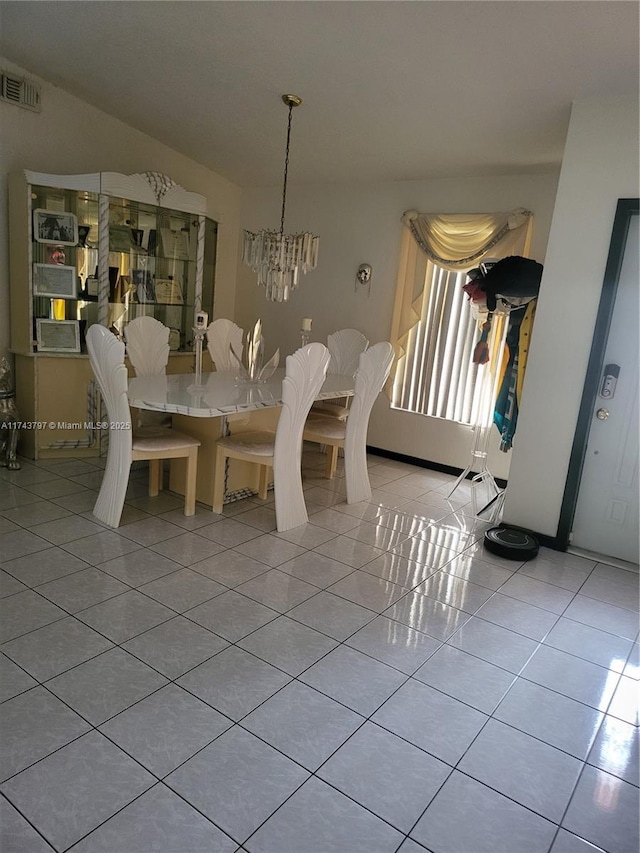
[127,369,355,418]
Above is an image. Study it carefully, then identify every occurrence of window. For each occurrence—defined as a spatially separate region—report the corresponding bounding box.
[391,261,506,425]
[388,208,532,427]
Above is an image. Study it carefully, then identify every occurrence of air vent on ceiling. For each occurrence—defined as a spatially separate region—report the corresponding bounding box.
[1,71,41,112]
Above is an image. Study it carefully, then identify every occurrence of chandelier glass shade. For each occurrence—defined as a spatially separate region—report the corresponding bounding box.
[242,94,319,303]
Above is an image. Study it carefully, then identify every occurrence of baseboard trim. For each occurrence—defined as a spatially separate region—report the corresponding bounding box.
[534,532,564,551]
[366,445,508,490]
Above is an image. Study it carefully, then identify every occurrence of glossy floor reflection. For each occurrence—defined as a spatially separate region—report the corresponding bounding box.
[0,449,638,853]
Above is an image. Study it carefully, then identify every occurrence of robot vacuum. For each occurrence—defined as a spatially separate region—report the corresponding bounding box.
[484,525,539,561]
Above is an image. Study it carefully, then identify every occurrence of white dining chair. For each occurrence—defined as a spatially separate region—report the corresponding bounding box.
[123,315,170,376]
[304,341,394,501]
[328,328,370,376]
[212,342,330,531]
[124,315,172,433]
[206,318,244,372]
[87,325,200,528]
[311,328,369,421]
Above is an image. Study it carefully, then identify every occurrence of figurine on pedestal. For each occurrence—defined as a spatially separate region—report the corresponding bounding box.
[229,319,279,384]
[0,357,21,470]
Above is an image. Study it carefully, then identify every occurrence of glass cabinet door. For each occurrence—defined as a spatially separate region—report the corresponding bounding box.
[28,183,217,353]
[105,198,216,351]
[30,184,100,351]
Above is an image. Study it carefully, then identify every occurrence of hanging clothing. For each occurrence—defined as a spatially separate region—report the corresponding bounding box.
[494,299,537,450]
[480,256,543,312]
[472,315,493,365]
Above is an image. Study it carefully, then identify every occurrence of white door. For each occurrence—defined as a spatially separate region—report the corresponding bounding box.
[571,214,639,564]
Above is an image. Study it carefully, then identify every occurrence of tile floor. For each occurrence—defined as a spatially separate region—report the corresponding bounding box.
[0,449,638,853]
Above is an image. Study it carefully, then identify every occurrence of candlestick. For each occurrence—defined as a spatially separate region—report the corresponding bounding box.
[299,329,310,348]
[192,326,206,387]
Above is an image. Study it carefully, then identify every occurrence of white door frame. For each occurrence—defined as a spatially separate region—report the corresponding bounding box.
[558,198,639,550]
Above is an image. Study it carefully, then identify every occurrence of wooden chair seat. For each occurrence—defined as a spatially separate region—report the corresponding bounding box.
[308,401,351,421]
[303,415,346,479]
[215,431,276,457]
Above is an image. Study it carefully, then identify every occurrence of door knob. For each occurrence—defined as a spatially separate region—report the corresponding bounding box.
[596,408,610,420]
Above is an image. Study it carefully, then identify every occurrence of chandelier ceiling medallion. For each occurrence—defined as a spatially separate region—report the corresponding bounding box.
[242,94,319,303]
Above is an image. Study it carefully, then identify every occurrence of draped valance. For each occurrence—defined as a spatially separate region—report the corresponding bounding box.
[400,208,532,271]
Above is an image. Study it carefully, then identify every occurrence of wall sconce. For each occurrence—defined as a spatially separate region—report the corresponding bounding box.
[355,263,372,295]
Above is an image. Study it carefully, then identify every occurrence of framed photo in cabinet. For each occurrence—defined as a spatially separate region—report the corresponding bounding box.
[109,226,135,253]
[33,209,79,246]
[33,263,78,299]
[160,228,190,260]
[36,319,81,353]
[133,269,155,303]
[154,278,184,304]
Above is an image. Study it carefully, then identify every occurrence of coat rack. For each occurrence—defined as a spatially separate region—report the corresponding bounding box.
[447,255,543,521]
[448,296,536,522]
[447,311,508,520]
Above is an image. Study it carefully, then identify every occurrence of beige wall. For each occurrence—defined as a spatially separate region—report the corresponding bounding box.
[0,56,242,361]
[238,172,561,477]
[505,94,640,537]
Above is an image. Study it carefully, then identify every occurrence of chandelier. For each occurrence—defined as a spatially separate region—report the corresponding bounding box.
[242,94,319,302]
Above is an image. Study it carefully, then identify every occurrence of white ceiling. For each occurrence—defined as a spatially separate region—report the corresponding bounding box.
[1,1,638,187]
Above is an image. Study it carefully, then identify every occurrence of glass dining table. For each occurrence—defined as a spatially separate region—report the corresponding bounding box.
[127,369,355,509]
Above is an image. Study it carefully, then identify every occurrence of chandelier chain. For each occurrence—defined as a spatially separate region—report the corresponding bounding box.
[280,102,294,236]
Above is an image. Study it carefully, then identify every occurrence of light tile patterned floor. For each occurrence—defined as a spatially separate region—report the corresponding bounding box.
[0,449,638,853]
